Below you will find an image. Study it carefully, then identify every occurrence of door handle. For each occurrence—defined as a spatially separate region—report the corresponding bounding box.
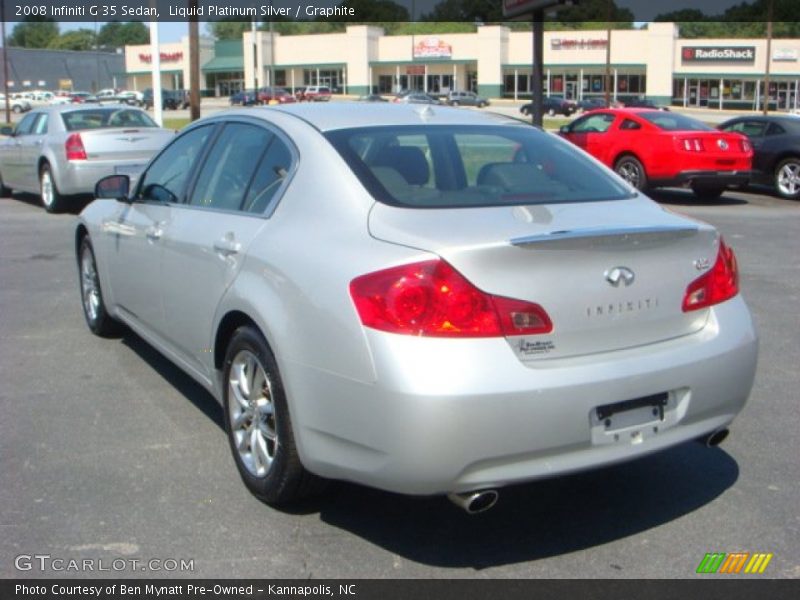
[145,226,163,241]
[213,235,241,257]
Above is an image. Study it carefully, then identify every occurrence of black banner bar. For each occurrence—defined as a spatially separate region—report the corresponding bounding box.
[2,580,800,600]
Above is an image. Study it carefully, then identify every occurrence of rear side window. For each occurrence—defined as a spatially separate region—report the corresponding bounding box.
[189,123,273,211]
[242,137,293,214]
[326,125,634,208]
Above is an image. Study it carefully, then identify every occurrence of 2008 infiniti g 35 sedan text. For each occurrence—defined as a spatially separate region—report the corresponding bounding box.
[76,104,758,514]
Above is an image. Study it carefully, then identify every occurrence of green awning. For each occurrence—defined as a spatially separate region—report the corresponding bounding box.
[202,56,244,73]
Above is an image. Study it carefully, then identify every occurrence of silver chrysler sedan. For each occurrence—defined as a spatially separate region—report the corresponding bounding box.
[0,104,175,213]
[76,104,758,513]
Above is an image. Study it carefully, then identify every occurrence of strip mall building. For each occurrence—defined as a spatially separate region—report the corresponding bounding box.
[124,22,800,111]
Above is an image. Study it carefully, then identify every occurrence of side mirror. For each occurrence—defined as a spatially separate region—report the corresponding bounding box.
[95,174,130,202]
[559,125,570,134]
[0,126,14,136]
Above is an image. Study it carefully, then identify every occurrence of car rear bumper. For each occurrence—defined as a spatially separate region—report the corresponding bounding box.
[284,296,758,495]
[652,169,754,188]
[58,160,148,195]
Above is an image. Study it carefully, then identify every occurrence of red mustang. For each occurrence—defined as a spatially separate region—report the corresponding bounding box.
[559,108,753,199]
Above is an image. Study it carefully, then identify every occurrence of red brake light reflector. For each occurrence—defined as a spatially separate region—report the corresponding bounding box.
[65,133,87,160]
[350,259,552,338]
[682,238,739,312]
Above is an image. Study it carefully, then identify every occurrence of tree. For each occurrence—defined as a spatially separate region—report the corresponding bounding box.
[423,0,502,22]
[340,0,409,21]
[96,22,149,49]
[8,18,59,48]
[47,29,97,52]
[208,20,250,41]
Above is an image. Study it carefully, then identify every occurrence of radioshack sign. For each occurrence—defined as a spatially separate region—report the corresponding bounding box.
[682,46,756,63]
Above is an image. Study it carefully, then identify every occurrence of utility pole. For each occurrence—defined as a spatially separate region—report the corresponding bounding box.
[189,0,200,121]
[251,18,258,96]
[531,11,544,126]
[1,2,11,124]
[604,0,612,107]
[763,0,773,115]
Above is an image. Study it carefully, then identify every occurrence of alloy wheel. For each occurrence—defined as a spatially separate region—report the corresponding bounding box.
[80,245,101,324]
[228,350,278,478]
[776,160,800,198]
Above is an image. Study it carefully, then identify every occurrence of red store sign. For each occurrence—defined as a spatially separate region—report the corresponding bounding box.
[139,52,184,63]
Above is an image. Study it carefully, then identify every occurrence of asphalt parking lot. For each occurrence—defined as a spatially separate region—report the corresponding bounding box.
[1,187,798,579]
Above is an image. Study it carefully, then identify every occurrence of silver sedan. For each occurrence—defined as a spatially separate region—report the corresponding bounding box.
[76,104,758,513]
[0,104,175,212]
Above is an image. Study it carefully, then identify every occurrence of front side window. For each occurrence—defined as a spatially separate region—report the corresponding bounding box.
[14,113,38,136]
[570,113,616,133]
[137,125,213,203]
[326,125,634,208]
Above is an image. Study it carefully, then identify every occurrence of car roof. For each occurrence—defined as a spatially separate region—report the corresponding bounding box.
[239,102,519,131]
[32,103,144,114]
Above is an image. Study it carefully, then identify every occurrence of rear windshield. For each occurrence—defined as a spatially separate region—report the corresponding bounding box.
[325,125,634,208]
[640,112,713,132]
[62,109,158,131]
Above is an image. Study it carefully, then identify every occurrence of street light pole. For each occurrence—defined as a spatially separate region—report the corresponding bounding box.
[1,2,11,124]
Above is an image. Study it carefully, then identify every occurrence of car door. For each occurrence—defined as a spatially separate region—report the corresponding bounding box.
[159,120,294,378]
[18,112,49,190]
[1,112,39,188]
[563,112,617,165]
[101,123,216,340]
[720,119,768,177]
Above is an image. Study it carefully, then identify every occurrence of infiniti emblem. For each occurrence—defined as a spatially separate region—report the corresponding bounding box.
[605,266,635,287]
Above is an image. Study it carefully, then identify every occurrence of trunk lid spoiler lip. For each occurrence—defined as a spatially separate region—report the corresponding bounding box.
[510,224,700,247]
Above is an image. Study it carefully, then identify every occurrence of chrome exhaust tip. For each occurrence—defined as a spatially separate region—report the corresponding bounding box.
[701,428,730,448]
[447,490,499,514]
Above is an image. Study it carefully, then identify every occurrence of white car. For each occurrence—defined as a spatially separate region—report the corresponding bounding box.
[0,94,31,113]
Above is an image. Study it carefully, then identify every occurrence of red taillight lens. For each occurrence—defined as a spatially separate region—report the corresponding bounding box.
[682,238,739,312]
[65,133,87,160]
[681,138,704,152]
[350,259,552,338]
[740,139,752,153]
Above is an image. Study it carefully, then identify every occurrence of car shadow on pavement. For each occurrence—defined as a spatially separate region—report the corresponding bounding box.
[304,442,739,568]
[648,188,749,206]
[113,323,739,569]
[121,330,225,430]
[11,192,94,214]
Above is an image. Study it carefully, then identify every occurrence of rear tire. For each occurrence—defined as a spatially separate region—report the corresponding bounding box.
[223,326,327,505]
[614,155,648,191]
[40,163,64,213]
[691,184,725,200]
[774,157,800,199]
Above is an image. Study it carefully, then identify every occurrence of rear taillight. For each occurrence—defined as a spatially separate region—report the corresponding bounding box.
[682,238,739,312]
[65,133,87,160]
[350,259,552,338]
[740,139,752,153]
[681,138,705,152]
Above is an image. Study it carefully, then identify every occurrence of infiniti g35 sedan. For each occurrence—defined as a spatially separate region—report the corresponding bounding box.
[76,104,758,512]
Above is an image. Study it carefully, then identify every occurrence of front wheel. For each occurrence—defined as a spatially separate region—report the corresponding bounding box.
[775,157,800,199]
[79,237,123,337]
[223,326,327,505]
[40,164,64,213]
[691,184,725,200]
[614,155,648,191]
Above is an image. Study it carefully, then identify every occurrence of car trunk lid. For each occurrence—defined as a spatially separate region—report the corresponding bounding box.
[368,198,717,361]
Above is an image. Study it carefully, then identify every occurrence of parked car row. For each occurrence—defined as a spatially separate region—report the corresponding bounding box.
[556,108,800,200]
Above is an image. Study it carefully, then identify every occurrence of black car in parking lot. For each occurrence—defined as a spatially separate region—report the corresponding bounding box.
[719,115,800,199]
[520,95,577,117]
[143,89,186,110]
